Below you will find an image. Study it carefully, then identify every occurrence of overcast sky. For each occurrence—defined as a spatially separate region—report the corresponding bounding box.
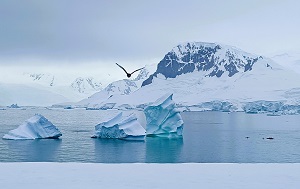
[0,0,299,70]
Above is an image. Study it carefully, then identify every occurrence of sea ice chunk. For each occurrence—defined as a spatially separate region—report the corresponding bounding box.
[144,94,183,138]
[3,114,62,140]
[92,112,146,140]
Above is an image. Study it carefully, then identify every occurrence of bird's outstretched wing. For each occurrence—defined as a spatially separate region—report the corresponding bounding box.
[116,63,128,74]
[130,67,145,74]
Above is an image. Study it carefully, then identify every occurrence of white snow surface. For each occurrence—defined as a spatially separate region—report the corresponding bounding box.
[271,52,300,74]
[2,114,62,140]
[144,94,183,137]
[0,83,70,106]
[1,163,300,189]
[93,112,146,140]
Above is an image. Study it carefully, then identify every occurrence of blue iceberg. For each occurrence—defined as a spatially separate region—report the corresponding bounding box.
[92,112,146,140]
[144,94,183,138]
[3,114,62,140]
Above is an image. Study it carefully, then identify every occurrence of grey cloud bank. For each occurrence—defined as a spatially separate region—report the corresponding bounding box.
[0,0,299,66]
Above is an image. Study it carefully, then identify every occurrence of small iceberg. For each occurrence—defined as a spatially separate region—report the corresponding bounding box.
[144,94,183,138]
[266,112,281,116]
[64,105,74,109]
[92,112,146,140]
[8,104,20,108]
[2,114,62,140]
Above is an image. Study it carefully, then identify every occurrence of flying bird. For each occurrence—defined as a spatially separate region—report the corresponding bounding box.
[116,63,144,78]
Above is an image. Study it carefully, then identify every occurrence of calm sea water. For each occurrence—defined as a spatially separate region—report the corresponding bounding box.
[0,108,300,163]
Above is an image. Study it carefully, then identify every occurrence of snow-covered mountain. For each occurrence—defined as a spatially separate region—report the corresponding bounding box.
[0,83,69,106]
[143,42,263,86]
[76,64,156,108]
[271,52,300,74]
[78,42,300,112]
[24,72,103,94]
[26,73,56,86]
[0,71,105,106]
[71,77,103,93]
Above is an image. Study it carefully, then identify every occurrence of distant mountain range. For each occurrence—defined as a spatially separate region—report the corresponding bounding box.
[1,42,300,109]
[75,42,300,111]
[75,64,156,109]
[0,72,104,106]
[25,73,103,93]
[0,83,69,106]
[271,52,300,74]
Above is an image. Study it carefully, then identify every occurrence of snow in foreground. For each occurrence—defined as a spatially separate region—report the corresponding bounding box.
[1,163,299,189]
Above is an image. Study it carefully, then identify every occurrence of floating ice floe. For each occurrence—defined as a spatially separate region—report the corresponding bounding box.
[92,112,146,140]
[144,94,183,138]
[3,114,62,140]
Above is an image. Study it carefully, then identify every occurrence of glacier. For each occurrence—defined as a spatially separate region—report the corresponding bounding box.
[3,114,62,140]
[92,112,146,140]
[144,94,183,138]
[178,100,239,112]
[243,101,300,115]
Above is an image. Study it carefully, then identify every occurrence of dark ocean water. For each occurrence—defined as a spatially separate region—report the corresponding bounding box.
[1,108,300,163]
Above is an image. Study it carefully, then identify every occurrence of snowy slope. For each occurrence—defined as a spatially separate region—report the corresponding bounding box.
[80,42,300,111]
[0,71,105,106]
[0,83,69,106]
[24,72,103,95]
[71,77,103,94]
[1,163,300,189]
[76,64,157,108]
[271,52,300,74]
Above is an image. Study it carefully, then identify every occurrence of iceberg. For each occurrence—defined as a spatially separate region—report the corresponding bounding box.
[8,104,20,108]
[3,114,62,140]
[92,112,146,140]
[144,94,183,138]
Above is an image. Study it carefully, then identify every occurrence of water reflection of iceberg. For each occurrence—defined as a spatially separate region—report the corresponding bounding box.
[5,139,62,162]
[146,137,183,163]
[94,139,146,163]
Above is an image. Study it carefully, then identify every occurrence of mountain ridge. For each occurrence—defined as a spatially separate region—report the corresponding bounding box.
[143,42,264,86]
[77,42,300,112]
